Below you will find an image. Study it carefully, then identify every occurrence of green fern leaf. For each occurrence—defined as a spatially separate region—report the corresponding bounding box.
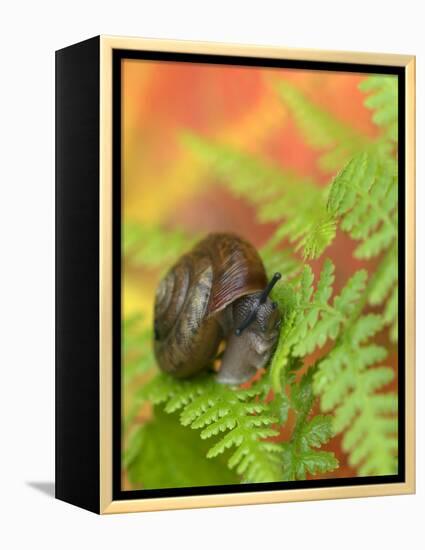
[301,415,334,448]
[297,450,339,478]
[300,213,337,260]
[258,188,331,260]
[359,75,398,142]
[297,70,399,260]
[137,373,284,483]
[268,262,366,395]
[327,152,397,258]
[268,258,398,475]
[126,407,239,489]
[182,131,296,200]
[124,222,196,269]
[281,368,339,481]
[268,283,303,394]
[313,314,398,475]
[182,131,331,262]
[383,288,398,342]
[286,261,367,357]
[275,80,369,171]
[368,247,398,306]
[260,242,301,280]
[326,151,398,340]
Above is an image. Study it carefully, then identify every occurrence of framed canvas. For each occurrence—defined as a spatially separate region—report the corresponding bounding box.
[55,35,415,514]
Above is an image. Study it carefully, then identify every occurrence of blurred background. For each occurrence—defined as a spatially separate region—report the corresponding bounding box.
[122,58,396,486]
[122,59,379,317]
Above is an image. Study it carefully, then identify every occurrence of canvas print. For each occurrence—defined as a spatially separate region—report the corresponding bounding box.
[121,58,399,491]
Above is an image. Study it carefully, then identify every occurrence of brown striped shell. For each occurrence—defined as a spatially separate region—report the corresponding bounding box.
[153,233,268,378]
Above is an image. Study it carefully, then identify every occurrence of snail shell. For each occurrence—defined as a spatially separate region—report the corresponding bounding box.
[153,233,280,384]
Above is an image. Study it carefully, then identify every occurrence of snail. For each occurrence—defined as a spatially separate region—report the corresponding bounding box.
[153,233,281,385]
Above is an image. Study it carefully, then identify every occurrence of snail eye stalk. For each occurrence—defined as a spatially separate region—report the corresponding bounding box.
[258,272,281,304]
[235,272,281,336]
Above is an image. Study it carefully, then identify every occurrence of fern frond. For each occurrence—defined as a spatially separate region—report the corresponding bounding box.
[270,258,397,475]
[181,131,302,201]
[313,310,398,475]
[359,75,398,142]
[259,187,333,260]
[368,247,398,306]
[268,284,301,393]
[368,247,398,342]
[327,151,398,340]
[136,373,283,483]
[299,213,337,260]
[268,260,364,393]
[274,76,398,262]
[260,241,302,280]
[327,152,397,258]
[182,132,332,262]
[275,80,369,171]
[288,260,367,357]
[282,368,339,481]
[315,354,397,474]
[124,222,196,269]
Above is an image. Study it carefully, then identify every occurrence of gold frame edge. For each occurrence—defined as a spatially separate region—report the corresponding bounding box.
[99,36,114,513]
[98,36,416,515]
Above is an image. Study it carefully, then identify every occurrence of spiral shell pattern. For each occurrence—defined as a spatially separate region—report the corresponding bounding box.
[153,233,267,377]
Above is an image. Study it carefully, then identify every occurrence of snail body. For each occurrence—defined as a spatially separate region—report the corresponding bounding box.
[153,233,281,385]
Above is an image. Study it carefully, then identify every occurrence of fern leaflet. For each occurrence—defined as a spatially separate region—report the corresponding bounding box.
[275,80,369,171]
[271,260,397,475]
[286,260,367,358]
[282,367,339,480]
[327,152,398,340]
[327,152,397,259]
[134,373,283,483]
[359,75,398,142]
[124,222,196,270]
[182,132,331,263]
[314,315,398,475]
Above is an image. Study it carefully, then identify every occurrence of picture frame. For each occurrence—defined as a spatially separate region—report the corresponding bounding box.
[55,35,415,514]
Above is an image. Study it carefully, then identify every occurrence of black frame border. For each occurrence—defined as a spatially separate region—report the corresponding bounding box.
[55,36,101,513]
[112,49,406,502]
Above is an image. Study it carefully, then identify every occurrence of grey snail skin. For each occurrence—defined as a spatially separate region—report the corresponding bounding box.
[153,233,282,385]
